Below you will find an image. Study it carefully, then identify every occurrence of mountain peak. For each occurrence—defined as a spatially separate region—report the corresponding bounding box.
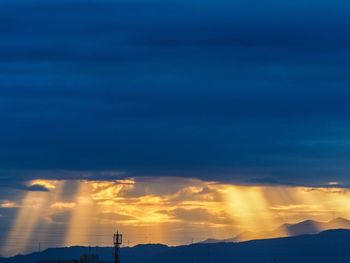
[199,218,350,245]
[295,219,319,225]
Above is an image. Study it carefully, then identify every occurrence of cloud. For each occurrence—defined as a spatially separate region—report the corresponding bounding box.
[21,184,50,192]
[244,177,295,186]
[0,182,52,192]
[98,212,137,223]
[45,210,71,224]
[170,208,234,225]
[51,202,76,209]
[1,0,350,187]
[0,201,17,208]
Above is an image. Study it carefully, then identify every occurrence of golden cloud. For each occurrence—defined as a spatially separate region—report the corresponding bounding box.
[51,202,76,209]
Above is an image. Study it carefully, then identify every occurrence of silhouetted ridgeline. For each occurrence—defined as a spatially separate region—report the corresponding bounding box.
[1,230,350,263]
[200,217,350,243]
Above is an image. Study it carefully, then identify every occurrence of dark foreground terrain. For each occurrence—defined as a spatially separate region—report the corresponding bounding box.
[1,229,350,263]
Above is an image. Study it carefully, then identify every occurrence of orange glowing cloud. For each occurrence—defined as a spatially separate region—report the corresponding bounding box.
[51,202,76,209]
[29,180,57,190]
[0,201,17,208]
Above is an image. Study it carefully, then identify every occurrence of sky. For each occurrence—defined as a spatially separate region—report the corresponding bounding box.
[1,0,350,257]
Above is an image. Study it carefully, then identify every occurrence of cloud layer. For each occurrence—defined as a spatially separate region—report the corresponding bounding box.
[1,0,350,185]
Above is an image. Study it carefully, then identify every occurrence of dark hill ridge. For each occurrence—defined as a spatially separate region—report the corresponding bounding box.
[0,244,170,263]
[2,229,350,263]
[148,230,350,263]
[200,217,350,243]
[279,217,350,236]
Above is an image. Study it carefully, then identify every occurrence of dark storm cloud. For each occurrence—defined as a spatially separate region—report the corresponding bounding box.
[0,177,50,192]
[1,0,350,186]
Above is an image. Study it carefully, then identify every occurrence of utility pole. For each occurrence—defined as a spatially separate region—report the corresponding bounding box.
[113,231,123,263]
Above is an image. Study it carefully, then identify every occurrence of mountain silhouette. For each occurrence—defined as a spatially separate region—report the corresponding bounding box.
[2,229,350,263]
[200,217,350,243]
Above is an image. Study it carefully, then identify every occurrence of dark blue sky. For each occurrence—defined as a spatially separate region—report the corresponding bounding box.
[1,0,350,187]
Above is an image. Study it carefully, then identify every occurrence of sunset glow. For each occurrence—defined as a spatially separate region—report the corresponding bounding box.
[2,178,350,256]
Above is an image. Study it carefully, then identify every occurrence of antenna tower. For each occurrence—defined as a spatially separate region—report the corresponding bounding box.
[113,231,123,263]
